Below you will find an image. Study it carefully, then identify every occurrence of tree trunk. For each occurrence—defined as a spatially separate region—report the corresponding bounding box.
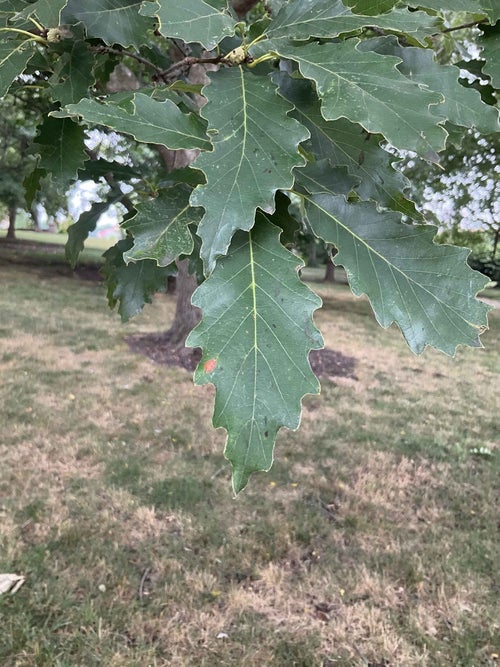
[491,226,499,261]
[165,259,201,347]
[31,203,41,231]
[308,238,318,267]
[104,61,202,348]
[324,256,335,282]
[6,205,16,239]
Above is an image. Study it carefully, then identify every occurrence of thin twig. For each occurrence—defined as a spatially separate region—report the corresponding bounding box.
[91,45,164,77]
[91,45,225,84]
[138,567,151,600]
[210,466,227,480]
[436,19,489,35]
[158,55,224,82]
[361,17,489,42]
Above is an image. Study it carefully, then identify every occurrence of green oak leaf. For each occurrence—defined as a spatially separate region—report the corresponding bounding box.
[34,115,86,193]
[404,0,489,16]
[50,41,95,105]
[271,40,446,158]
[122,188,202,266]
[204,0,229,10]
[361,37,500,135]
[0,1,27,16]
[479,0,500,23]
[480,27,500,89]
[295,160,361,197]
[141,0,236,50]
[78,158,140,181]
[0,40,34,96]
[162,166,206,188]
[275,72,420,219]
[23,166,44,208]
[267,0,437,45]
[345,0,399,14]
[13,0,68,26]
[102,239,172,322]
[187,215,323,494]
[66,201,112,267]
[305,194,490,355]
[64,0,154,48]
[61,93,211,151]
[190,67,309,274]
[265,190,302,246]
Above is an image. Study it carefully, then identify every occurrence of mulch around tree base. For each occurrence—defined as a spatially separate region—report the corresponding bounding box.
[126,333,357,380]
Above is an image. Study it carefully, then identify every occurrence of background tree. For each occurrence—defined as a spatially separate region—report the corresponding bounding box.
[0,0,498,492]
[404,131,500,281]
[0,93,38,237]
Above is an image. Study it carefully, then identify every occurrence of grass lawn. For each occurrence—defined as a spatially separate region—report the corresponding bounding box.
[0,230,109,269]
[0,255,499,666]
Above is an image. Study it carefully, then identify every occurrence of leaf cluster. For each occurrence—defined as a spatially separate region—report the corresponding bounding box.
[0,0,498,491]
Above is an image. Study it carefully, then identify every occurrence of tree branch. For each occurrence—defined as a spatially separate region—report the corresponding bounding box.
[91,45,164,77]
[436,19,489,35]
[91,45,225,84]
[231,0,260,19]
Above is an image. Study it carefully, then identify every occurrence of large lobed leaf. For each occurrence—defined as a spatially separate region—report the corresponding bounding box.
[480,25,500,90]
[34,116,86,193]
[102,239,172,322]
[122,188,202,266]
[61,93,211,151]
[0,40,34,97]
[190,67,309,274]
[141,0,236,50]
[360,37,499,135]
[66,201,112,268]
[405,0,500,23]
[275,72,420,218]
[345,0,399,13]
[305,194,490,355]
[187,215,323,494]
[50,41,96,106]
[268,0,437,44]
[269,39,446,158]
[64,0,154,48]
[13,0,68,26]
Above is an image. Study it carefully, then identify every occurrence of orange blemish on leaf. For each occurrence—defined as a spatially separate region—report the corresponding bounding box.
[204,358,217,373]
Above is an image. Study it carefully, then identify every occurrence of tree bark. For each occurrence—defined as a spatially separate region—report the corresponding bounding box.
[308,238,318,267]
[104,61,201,347]
[154,59,219,348]
[166,259,201,346]
[31,203,41,231]
[6,205,16,239]
[491,225,499,261]
[324,257,335,282]
[232,0,260,18]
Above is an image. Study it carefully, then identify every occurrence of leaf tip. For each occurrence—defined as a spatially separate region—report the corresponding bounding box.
[231,466,251,496]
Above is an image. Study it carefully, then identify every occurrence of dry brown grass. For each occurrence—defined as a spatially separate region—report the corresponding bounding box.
[0,264,499,666]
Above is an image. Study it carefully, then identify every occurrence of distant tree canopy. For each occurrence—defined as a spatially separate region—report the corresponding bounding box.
[404,131,499,280]
[0,0,498,491]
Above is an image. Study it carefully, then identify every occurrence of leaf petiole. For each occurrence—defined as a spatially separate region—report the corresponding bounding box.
[28,16,45,33]
[0,27,47,44]
[247,52,277,68]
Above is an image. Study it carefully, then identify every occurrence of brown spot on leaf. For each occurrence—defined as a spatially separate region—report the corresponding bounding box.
[204,358,217,373]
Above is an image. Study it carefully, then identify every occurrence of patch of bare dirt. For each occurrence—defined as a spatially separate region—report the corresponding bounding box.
[126,331,357,378]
